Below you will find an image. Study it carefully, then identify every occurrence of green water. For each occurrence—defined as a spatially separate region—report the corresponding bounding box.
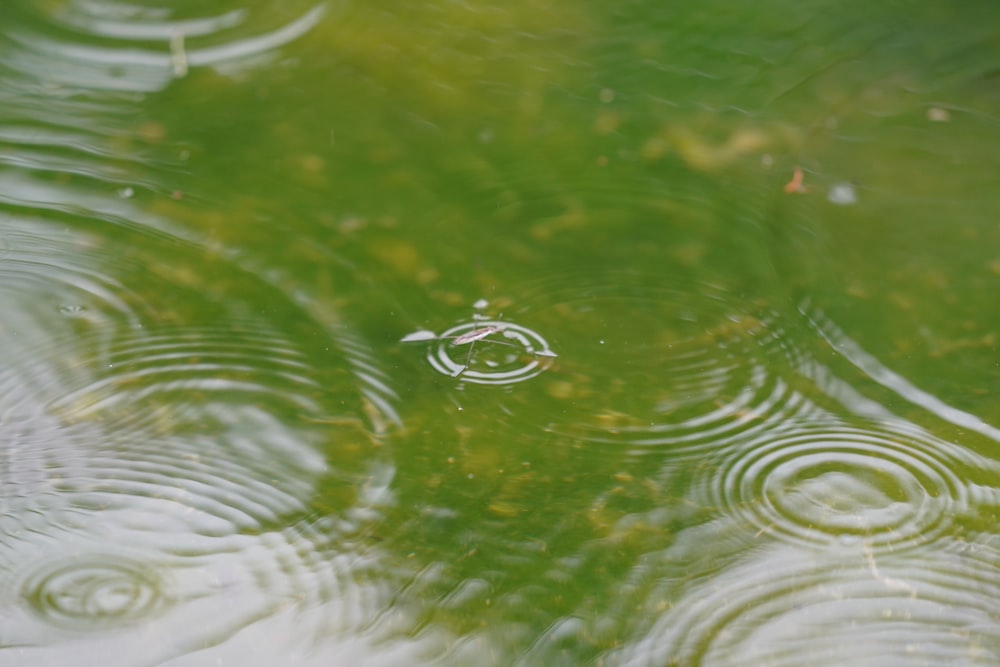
[3,1,1000,665]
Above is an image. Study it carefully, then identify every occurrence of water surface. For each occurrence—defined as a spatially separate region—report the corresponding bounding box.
[3,1,1000,665]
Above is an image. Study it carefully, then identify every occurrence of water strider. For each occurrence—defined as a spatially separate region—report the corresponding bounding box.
[447,316,518,377]
[401,304,557,379]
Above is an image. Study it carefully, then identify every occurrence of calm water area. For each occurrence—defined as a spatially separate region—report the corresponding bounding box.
[3,1,1000,665]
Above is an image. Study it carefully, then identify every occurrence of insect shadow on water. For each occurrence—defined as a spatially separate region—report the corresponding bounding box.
[400,301,557,379]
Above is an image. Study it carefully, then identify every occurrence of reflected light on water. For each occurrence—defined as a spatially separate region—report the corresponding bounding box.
[609,544,1000,667]
[697,419,985,552]
[0,216,399,662]
[2,1,327,91]
[2,0,1000,663]
[21,552,170,631]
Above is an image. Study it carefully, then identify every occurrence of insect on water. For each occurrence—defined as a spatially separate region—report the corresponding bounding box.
[400,303,557,379]
[447,315,517,377]
[450,323,502,345]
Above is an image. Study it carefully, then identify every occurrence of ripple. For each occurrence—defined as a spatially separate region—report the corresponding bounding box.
[510,272,820,458]
[47,324,321,423]
[0,323,373,534]
[21,553,169,631]
[404,315,558,386]
[698,420,982,552]
[802,301,1000,445]
[0,488,400,661]
[2,1,327,91]
[0,220,146,337]
[0,282,403,659]
[610,544,1000,667]
[0,5,406,661]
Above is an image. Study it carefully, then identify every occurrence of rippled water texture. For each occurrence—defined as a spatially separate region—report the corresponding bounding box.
[3,0,1000,665]
[0,2,404,664]
[611,543,1000,667]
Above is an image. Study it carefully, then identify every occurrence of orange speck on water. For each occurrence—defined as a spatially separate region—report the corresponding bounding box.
[784,166,806,194]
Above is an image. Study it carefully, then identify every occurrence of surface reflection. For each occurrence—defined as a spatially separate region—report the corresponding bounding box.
[3,0,326,90]
[0,4,398,657]
[609,543,1000,667]
[697,419,984,551]
[21,550,170,631]
[2,0,1000,664]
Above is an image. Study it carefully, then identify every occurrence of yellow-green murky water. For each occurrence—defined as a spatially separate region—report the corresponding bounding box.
[3,1,1000,665]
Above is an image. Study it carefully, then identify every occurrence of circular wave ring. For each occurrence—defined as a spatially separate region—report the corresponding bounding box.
[611,546,1000,667]
[21,554,170,631]
[425,319,556,385]
[706,423,968,551]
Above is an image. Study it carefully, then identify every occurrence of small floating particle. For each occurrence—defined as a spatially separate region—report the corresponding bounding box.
[783,167,806,194]
[827,182,857,206]
[927,107,950,122]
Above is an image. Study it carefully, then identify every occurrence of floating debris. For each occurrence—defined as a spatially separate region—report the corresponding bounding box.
[783,166,806,194]
[827,182,857,206]
[927,107,950,122]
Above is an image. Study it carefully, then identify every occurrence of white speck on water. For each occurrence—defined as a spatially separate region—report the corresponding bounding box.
[828,182,857,206]
[927,107,950,122]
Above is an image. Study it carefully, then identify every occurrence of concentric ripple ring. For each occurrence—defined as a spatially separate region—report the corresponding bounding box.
[611,546,1000,667]
[426,319,556,385]
[703,422,968,551]
[21,554,169,631]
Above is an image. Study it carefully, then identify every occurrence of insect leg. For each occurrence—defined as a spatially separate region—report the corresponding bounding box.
[452,339,476,377]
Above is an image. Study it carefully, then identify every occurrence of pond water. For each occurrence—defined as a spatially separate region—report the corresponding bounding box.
[3,1,1000,665]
